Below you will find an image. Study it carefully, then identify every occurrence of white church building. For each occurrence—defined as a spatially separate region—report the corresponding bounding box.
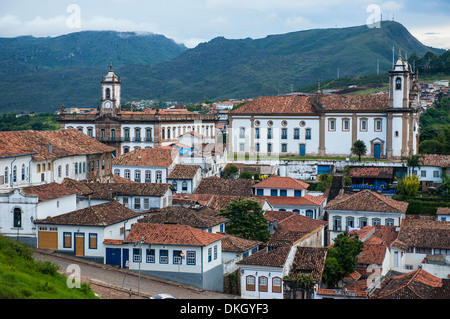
[229,52,420,160]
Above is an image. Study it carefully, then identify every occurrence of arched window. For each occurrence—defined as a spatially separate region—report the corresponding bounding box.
[58,165,62,178]
[37,164,41,173]
[146,129,152,141]
[145,170,151,183]
[395,77,402,90]
[172,180,178,191]
[13,207,22,228]
[246,275,255,291]
[386,218,395,226]
[66,164,69,176]
[156,171,162,183]
[5,167,8,184]
[272,277,282,293]
[161,128,165,140]
[75,162,78,175]
[13,165,17,183]
[135,170,141,182]
[106,88,111,99]
[306,210,314,219]
[182,181,188,192]
[124,169,131,180]
[372,218,381,226]
[21,164,25,181]
[333,216,342,231]
[258,276,268,292]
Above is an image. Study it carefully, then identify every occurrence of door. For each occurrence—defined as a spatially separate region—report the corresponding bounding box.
[299,144,306,157]
[106,248,122,266]
[75,233,85,257]
[374,144,381,159]
[38,231,58,250]
[122,248,130,268]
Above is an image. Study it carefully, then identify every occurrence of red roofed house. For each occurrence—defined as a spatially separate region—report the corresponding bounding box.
[117,222,227,292]
[253,175,327,219]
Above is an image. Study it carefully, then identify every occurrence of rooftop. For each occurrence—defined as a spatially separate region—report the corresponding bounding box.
[112,147,177,167]
[21,182,78,202]
[167,165,201,179]
[253,176,309,190]
[194,177,254,197]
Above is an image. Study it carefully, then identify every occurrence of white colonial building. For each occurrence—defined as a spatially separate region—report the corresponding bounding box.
[229,52,420,160]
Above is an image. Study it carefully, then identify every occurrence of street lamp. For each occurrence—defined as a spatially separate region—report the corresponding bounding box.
[134,236,145,296]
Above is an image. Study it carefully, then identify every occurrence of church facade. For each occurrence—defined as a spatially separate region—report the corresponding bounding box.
[229,53,421,160]
[59,64,217,156]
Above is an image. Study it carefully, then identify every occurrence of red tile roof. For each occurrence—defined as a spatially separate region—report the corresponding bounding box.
[112,147,177,167]
[35,200,141,226]
[237,245,291,268]
[421,155,450,167]
[437,207,450,215]
[348,167,394,179]
[21,182,78,202]
[253,176,309,190]
[167,165,201,179]
[194,177,254,197]
[220,233,261,252]
[0,129,115,161]
[124,223,227,246]
[256,194,325,207]
[289,247,328,283]
[325,190,408,213]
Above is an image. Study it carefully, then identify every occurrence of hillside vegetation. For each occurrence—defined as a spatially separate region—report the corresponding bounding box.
[0,235,98,299]
[0,21,443,113]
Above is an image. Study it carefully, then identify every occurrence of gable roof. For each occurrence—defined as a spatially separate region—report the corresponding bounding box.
[253,176,309,190]
[194,177,254,197]
[437,207,450,215]
[257,194,326,207]
[167,165,201,179]
[289,247,328,283]
[112,147,177,167]
[63,179,172,199]
[421,155,450,167]
[237,245,292,268]
[348,167,394,179]
[370,269,450,299]
[35,200,141,226]
[230,93,389,115]
[325,190,408,213]
[124,223,227,246]
[0,129,115,161]
[21,182,78,202]
[220,233,262,253]
[137,206,229,228]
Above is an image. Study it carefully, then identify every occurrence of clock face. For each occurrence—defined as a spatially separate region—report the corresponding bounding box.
[104,101,112,109]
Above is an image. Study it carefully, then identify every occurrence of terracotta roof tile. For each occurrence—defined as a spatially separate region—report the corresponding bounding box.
[220,233,261,252]
[124,223,227,246]
[348,167,394,179]
[21,182,78,202]
[257,194,325,207]
[0,129,114,161]
[253,176,309,190]
[194,177,254,197]
[35,200,141,226]
[237,245,292,267]
[421,155,450,167]
[112,147,177,167]
[167,165,201,179]
[289,247,328,282]
[437,207,450,215]
[325,189,408,213]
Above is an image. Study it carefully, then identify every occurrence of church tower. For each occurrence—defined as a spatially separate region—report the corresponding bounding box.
[389,50,420,109]
[100,63,121,117]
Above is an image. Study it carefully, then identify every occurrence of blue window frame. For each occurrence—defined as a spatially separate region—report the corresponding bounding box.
[214,245,218,260]
[173,250,183,264]
[63,232,71,248]
[187,251,196,265]
[294,128,300,140]
[305,128,311,140]
[281,128,287,139]
[89,233,98,250]
[255,128,260,139]
[208,247,212,262]
[271,189,278,196]
[243,251,249,259]
[294,190,302,197]
[133,248,141,262]
[146,249,155,263]
[257,189,264,196]
[267,128,272,139]
[160,249,168,264]
[280,189,287,196]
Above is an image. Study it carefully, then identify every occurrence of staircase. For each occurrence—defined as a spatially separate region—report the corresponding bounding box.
[327,174,344,202]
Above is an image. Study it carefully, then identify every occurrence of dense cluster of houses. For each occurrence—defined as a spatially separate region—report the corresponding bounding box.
[1,62,450,299]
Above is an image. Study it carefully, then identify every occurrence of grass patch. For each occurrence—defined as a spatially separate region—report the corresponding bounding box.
[0,235,98,299]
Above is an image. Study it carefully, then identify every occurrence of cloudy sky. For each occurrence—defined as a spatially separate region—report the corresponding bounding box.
[0,0,449,49]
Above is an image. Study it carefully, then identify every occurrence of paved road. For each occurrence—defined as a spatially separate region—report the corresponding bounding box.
[33,248,240,299]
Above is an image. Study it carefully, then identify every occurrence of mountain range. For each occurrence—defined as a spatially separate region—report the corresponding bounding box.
[0,21,445,113]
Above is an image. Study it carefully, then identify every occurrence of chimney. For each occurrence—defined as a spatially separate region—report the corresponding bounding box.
[273,219,277,229]
[49,144,53,153]
[268,221,274,234]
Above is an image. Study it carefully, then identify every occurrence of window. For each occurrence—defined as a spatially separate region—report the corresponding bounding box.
[124,128,130,141]
[255,128,260,139]
[133,248,142,262]
[4,167,8,184]
[146,129,152,141]
[64,232,71,248]
[208,247,212,262]
[146,249,155,263]
[342,119,350,132]
[294,190,302,197]
[173,250,183,264]
[239,143,245,152]
[267,128,272,139]
[259,277,268,292]
[257,189,264,196]
[256,143,260,153]
[124,169,131,180]
[156,171,162,183]
[305,128,311,140]
[246,276,255,291]
[12,165,17,183]
[21,164,25,181]
[58,165,62,178]
[172,180,178,191]
[433,170,440,178]
[346,217,354,230]
[421,170,426,177]
[214,245,218,260]
[281,144,287,152]
[143,198,150,210]
[89,233,97,249]
[333,216,342,231]
[360,119,368,132]
[306,210,314,218]
[372,218,381,226]
[187,251,196,265]
[145,170,152,183]
[280,189,287,197]
[375,119,382,132]
[359,217,368,228]
[160,250,168,264]
[114,169,120,176]
[134,198,141,210]
[106,88,111,98]
[395,131,399,138]
[272,277,282,293]
[239,127,245,138]
[123,197,129,207]
[123,147,130,154]
[271,189,278,196]
[281,128,287,139]
[267,143,272,153]
[75,162,78,175]
[111,129,116,141]
[101,129,106,140]
[135,170,141,182]
[294,128,300,140]
[87,128,93,137]
[328,119,336,131]
[66,164,69,176]
[135,129,141,141]
[182,181,188,192]
[396,77,402,90]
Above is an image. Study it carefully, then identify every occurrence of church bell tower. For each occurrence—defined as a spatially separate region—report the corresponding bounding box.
[100,63,121,116]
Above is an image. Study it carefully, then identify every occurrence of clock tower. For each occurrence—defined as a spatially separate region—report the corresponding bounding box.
[100,63,121,116]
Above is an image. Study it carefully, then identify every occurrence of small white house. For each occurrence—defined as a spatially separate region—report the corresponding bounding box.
[166,164,202,194]
[34,200,142,263]
[117,223,227,292]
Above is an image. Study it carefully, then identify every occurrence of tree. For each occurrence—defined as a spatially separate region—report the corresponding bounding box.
[322,232,363,288]
[396,174,420,199]
[219,200,271,243]
[223,164,239,179]
[239,171,253,179]
[402,154,423,175]
[351,140,367,161]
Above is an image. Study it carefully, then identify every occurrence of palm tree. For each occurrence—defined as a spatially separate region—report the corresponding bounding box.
[351,140,367,161]
[402,154,424,176]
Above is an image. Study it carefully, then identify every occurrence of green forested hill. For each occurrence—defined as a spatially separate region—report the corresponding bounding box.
[0,21,444,113]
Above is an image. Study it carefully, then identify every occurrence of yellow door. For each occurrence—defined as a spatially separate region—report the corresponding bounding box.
[75,234,84,256]
[38,231,58,250]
